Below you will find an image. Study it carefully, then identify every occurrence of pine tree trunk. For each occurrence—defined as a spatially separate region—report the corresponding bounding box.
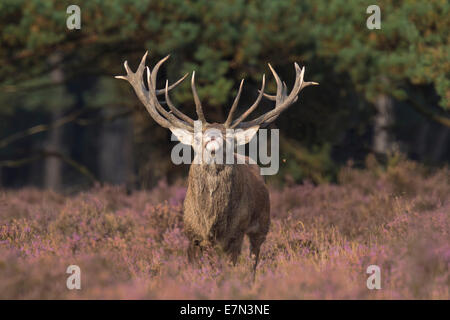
[373,94,394,154]
[43,53,64,190]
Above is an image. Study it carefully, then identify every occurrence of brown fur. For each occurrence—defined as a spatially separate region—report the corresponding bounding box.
[183,153,270,274]
[116,53,316,277]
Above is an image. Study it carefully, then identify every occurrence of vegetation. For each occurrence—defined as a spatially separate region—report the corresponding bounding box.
[0,157,448,299]
[0,0,449,187]
[0,1,448,300]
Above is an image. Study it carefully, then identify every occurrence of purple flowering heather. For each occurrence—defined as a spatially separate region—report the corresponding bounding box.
[0,159,448,299]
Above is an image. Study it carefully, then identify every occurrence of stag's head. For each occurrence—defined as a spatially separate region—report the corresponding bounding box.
[115,52,318,163]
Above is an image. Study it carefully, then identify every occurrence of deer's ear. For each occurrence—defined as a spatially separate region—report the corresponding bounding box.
[170,128,194,145]
[234,126,259,146]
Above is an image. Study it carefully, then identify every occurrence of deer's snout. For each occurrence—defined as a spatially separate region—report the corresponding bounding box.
[205,139,221,153]
[203,130,223,153]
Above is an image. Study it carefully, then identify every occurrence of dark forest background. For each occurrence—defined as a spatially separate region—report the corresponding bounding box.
[0,0,449,191]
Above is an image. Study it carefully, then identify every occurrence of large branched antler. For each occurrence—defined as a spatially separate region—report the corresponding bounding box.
[225,63,318,129]
[115,52,206,131]
[116,52,318,132]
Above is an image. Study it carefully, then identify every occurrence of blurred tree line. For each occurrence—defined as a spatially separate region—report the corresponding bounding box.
[0,0,449,190]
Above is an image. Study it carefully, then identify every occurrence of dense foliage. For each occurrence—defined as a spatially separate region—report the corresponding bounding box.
[1,1,448,106]
[0,1,449,187]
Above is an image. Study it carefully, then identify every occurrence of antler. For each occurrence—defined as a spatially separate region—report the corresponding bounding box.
[224,79,244,127]
[116,52,317,132]
[226,63,318,129]
[115,52,201,131]
[191,71,207,123]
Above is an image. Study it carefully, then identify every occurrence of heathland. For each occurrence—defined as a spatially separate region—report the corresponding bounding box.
[0,156,448,299]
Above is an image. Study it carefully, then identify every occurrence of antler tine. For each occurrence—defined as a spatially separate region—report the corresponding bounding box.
[258,91,277,101]
[150,55,170,90]
[146,65,193,131]
[301,80,320,89]
[155,73,189,95]
[235,63,318,128]
[230,74,266,129]
[268,63,283,105]
[115,50,148,81]
[115,51,172,129]
[281,81,288,100]
[256,65,289,104]
[118,53,187,95]
[165,80,195,125]
[248,63,303,127]
[224,79,244,127]
[116,53,318,131]
[191,71,207,123]
[115,51,193,131]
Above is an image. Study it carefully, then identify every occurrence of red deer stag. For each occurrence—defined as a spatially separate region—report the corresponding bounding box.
[116,52,318,275]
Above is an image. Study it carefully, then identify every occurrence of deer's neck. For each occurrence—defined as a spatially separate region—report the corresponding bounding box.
[188,163,236,200]
[186,163,243,240]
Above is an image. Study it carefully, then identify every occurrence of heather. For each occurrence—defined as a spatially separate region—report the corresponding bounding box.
[0,157,448,299]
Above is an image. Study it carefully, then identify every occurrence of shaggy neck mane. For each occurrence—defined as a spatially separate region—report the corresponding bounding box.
[187,163,244,241]
[189,163,236,198]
